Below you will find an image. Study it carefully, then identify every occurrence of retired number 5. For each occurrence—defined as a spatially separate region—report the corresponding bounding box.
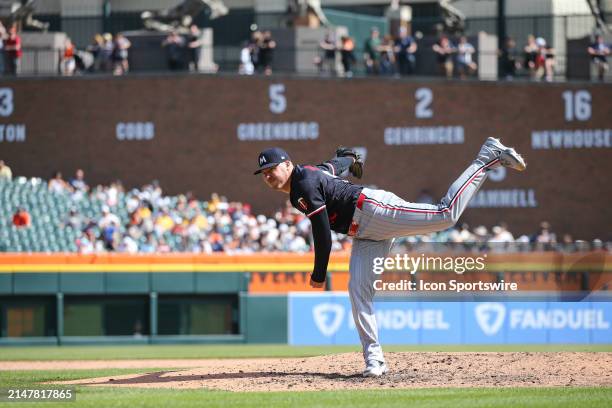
[269,84,286,114]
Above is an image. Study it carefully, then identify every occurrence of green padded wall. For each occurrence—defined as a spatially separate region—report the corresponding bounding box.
[240,294,287,343]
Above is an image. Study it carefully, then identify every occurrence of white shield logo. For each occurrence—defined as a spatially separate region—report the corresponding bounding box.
[313,303,345,337]
[475,303,506,336]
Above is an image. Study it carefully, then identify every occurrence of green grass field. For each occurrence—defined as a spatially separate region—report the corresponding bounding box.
[2,343,611,360]
[2,344,611,408]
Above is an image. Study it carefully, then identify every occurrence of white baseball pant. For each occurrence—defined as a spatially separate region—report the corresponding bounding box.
[347,147,501,364]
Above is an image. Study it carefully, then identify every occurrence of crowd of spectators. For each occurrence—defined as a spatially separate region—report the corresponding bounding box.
[392,221,610,254]
[314,26,610,82]
[2,162,609,254]
[5,168,344,254]
[8,18,610,81]
[68,32,132,76]
[375,29,555,81]
[55,31,133,76]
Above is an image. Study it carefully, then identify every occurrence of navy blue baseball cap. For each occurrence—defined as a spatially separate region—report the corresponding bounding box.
[253,148,291,175]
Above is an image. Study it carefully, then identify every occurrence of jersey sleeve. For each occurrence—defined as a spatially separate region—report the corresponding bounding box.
[293,176,331,283]
[309,208,332,283]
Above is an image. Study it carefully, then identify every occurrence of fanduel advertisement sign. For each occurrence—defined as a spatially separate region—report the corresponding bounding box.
[288,293,612,345]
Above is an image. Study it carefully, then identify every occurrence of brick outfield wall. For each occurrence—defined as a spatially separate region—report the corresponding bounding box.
[0,75,610,240]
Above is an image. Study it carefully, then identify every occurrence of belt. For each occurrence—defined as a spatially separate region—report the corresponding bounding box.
[348,192,367,236]
[356,192,366,210]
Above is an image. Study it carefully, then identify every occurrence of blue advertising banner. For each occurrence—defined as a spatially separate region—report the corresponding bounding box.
[287,293,612,345]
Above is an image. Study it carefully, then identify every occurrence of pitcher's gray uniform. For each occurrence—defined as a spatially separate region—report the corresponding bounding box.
[254,138,526,377]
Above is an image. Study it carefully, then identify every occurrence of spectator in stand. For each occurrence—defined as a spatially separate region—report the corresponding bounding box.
[340,35,356,77]
[394,26,417,76]
[523,34,538,79]
[559,233,575,252]
[499,36,520,79]
[0,22,6,74]
[64,208,84,231]
[99,205,120,230]
[86,34,104,72]
[69,169,89,193]
[99,33,115,72]
[187,206,208,234]
[449,223,474,243]
[259,30,276,75]
[0,160,12,181]
[12,207,31,228]
[154,208,175,235]
[535,37,555,82]
[157,237,171,253]
[75,229,96,253]
[238,40,254,75]
[490,223,514,243]
[433,34,456,78]
[588,34,610,81]
[140,233,156,253]
[249,30,262,72]
[532,221,557,250]
[209,228,224,252]
[48,171,71,194]
[162,31,185,71]
[4,25,22,75]
[187,24,202,72]
[473,225,489,243]
[132,201,152,226]
[456,36,477,79]
[317,32,337,76]
[112,33,131,75]
[100,218,119,251]
[69,168,89,201]
[364,27,383,75]
[102,181,122,207]
[61,37,76,76]
[379,35,396,75]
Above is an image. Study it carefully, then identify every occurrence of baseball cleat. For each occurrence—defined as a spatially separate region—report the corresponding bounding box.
[363,360,389,377]
[484,137,527,171]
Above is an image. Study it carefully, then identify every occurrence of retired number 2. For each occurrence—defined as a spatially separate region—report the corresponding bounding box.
[415,87,433,119]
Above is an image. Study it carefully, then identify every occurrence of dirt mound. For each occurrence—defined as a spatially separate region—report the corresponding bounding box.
[50,352,612,391]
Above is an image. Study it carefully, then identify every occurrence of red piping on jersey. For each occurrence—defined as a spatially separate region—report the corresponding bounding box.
[357,158,499,214]
[307,205,326,217]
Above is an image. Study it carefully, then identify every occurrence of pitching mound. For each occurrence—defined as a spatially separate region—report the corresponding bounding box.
[42,352,612,391]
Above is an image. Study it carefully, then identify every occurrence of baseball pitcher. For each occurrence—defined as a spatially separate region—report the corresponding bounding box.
[254,138,526,377]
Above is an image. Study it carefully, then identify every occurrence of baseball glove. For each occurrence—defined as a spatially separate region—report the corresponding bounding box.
[336,147,364,179]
